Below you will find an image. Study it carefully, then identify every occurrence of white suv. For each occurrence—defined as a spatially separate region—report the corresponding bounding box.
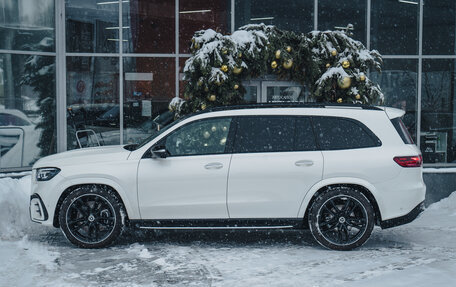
[30,104,426,250]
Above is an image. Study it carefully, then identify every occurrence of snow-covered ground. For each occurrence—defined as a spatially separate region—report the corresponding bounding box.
[1,176,455,287]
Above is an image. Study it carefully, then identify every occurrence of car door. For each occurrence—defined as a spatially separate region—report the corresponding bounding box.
[137,116,233,219]
[227,116,323,218]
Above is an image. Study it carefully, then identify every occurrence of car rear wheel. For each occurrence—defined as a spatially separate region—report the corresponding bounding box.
[59,185,124,248]
[308,187,375,251]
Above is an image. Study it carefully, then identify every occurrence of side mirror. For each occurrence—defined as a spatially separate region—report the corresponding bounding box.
[150,145,168,159]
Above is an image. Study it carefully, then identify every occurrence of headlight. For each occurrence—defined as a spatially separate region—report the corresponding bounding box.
[36,168,61,181]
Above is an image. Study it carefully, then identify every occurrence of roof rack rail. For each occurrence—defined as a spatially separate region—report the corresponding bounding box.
[199,102,382,113]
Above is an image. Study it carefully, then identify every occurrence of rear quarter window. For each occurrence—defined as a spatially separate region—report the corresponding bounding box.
[390,117,414,144]
[312,116,381,150]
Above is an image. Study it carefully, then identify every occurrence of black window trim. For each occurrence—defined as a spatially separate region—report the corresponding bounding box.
[311,116,382,151]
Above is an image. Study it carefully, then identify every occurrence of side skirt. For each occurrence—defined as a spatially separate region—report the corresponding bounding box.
[129,218,304,230]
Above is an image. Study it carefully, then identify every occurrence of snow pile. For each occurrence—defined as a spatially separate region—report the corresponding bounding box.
[0,175,46,240]
[413,191,456,231]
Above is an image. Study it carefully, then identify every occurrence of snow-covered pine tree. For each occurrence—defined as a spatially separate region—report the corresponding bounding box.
[174,24,383,116]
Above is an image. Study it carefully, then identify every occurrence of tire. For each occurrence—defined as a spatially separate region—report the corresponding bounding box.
[58,185,125,248]
[308,186,375,251]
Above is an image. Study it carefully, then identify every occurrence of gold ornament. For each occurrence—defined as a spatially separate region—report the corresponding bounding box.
[275,50,281,59]
[283,59,293,69]
[222,126,228,132]
[331,50,337,56]
[211,126,217,132]
[326,63,330,68]
[286,46,292,53]
[342,60,350,69]
[238,52,242,58]
[194,43,199,50]
[233,66,243,75]
[337,98,343,103]
[221,65,228,72]
[220,137,227,145]
[203,131,210,139]
[234,84,239,90]
[197,80,203,86]
[337,76,352,89]
[209,94,216,101]
[271,61,278,69]
[360,74,366,81]
[215,80,222,86]
[355,94,361,100]
[204,87,209,92]
[222,48,228,55]
[201,103,206,110]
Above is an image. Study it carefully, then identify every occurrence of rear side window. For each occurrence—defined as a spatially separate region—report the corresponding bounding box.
[234,116,295,153]
[391,117,414,144]
[313,116,381,150]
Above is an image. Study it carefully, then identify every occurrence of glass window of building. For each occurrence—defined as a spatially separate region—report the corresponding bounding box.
[180,0,231,54]
[123,57,175,144]
[0,0,55,52]
[423,0,456,55]
[235,0,313,34]
[318,0,366,44]
[66,0,119,53]
[122,0,175,54]
[0,53,56,169]
[66,57,119,149]
[369,59,418,141]
[371,0,419,55]
[421,59,456,165]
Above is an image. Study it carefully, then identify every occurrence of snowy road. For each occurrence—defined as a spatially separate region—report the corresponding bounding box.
[1,176,455,287]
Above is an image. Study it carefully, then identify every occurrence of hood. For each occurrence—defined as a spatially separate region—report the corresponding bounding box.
[33,145,131,169]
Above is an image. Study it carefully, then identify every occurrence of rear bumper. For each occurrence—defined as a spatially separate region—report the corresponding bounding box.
[380,201,425,229]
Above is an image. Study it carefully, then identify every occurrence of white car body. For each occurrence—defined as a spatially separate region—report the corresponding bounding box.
[30,104,426,249]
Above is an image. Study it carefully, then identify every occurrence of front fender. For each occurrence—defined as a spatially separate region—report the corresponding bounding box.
[296,177,384,219]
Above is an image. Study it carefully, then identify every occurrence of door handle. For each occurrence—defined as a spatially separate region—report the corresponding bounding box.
[204,162,223,170]
[295,160,314,167]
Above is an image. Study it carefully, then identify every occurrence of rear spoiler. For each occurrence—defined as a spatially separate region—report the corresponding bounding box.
[376,106,405,119]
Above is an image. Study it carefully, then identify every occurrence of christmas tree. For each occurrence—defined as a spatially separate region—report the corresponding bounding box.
[172,24,383,116]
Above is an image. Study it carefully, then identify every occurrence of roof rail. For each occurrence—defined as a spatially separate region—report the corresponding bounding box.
[200,102,382,113]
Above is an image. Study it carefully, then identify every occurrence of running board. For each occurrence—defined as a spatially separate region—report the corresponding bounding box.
[129,218,304,230]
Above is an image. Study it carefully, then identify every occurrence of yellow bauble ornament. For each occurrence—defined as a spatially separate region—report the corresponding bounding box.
[209,94,216,101]
[355,94,361,100]
[233,66,243,75]
[204,87,209,92]
[220,137,227,145]
[286,46,292,53]
[283,59,293,69]
[222,126,228,132]
[271,61,278,69]
[238,52,242,58]
[331,50,337,56]
[201,103,206,110]
[337,76,352,89]
[211,126,217,132]
[197,80,203,86]
[221,65,228,72]
[326,63,330,68]
[215,80,222,86]
[337,98,343,103]
[194,43,199,50]
[222,48,228,55]
[360,74,366,81]
[342,60,350,69]
[275,50,281,59]
[234,84,239,90]
[203,131,210,139]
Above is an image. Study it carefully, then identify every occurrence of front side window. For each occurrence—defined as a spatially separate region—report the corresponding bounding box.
[313,116,381,150]
[165,117,232,156]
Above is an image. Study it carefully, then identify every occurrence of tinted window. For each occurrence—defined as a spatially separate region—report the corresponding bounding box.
[0,113,30,126]
[165,117,231,156]
[391,117,414,144]
[234,116,295,153]
[313,117,380,150]
[295,117,317,151]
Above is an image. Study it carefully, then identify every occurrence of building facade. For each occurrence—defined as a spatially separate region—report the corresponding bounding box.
[0,0,455,200]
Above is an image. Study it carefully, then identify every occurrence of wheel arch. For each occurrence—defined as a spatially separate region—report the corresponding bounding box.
[53,182,133,228]
[298,180,383,228]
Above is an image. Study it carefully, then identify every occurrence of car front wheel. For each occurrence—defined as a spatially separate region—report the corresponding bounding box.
[308,187,375,251]
[59,185,124,248]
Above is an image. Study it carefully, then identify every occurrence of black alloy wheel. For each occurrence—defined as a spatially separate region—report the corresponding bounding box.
[59,185,125,248]
[308,187,375,251]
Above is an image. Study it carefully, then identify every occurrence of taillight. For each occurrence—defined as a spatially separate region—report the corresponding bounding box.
[393,155,423,167]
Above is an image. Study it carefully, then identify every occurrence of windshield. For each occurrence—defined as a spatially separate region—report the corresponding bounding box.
[133,115,188,150]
